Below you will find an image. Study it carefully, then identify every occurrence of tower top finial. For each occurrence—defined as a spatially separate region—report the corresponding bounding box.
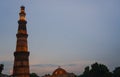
[19,6,26,21]
[21,6,25,10]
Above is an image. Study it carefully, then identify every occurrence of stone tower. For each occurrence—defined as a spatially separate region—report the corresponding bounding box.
[13,6,30,77]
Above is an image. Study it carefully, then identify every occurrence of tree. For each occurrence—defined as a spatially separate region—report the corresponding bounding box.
[90,62,111,77]
[82,66,90,77]
[0,64,4,74]
[113,67,120,77]
[30,73,39,77]
[80,62,112,77]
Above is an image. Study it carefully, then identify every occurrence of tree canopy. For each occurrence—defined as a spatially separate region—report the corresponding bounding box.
[0,64,4,74]
[79,62,112,77]
[30,73,39,77]
[113,67,120,77]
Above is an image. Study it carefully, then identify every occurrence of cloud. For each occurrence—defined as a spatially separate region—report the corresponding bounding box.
[31,64,58,67]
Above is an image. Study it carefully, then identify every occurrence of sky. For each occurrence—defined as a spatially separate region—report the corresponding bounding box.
[0,0,120,76]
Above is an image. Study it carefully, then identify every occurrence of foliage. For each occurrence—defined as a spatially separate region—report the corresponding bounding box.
[113,67,120,77]
[90,62,111,77]
[30,73,39,77]
[0,64,4,74]
[78,62,112,77]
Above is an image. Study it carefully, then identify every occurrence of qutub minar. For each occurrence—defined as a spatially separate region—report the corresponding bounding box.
[13,6,30,77]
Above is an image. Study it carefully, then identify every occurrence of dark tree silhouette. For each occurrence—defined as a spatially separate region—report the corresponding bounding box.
[113,67,120,77]
[0,64,4,74]
[82,66,90,77]
[79,62,112,77]
[90,62,111,77]
[30,73,39,77]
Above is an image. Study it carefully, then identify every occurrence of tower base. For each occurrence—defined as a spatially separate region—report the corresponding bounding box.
[13,52,30,77]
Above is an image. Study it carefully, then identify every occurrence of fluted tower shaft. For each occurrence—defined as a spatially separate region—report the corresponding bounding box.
[13,6,30,77]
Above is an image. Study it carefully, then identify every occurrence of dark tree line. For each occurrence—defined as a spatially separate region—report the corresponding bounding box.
[78,62,120,77]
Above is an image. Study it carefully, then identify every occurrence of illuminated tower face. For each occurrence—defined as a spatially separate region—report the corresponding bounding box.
[13,6,30,77]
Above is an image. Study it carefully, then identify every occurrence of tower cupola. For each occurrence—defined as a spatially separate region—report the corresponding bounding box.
[19,6,26,21]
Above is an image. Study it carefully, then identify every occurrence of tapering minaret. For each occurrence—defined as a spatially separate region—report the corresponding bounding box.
[13,6,30,77]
